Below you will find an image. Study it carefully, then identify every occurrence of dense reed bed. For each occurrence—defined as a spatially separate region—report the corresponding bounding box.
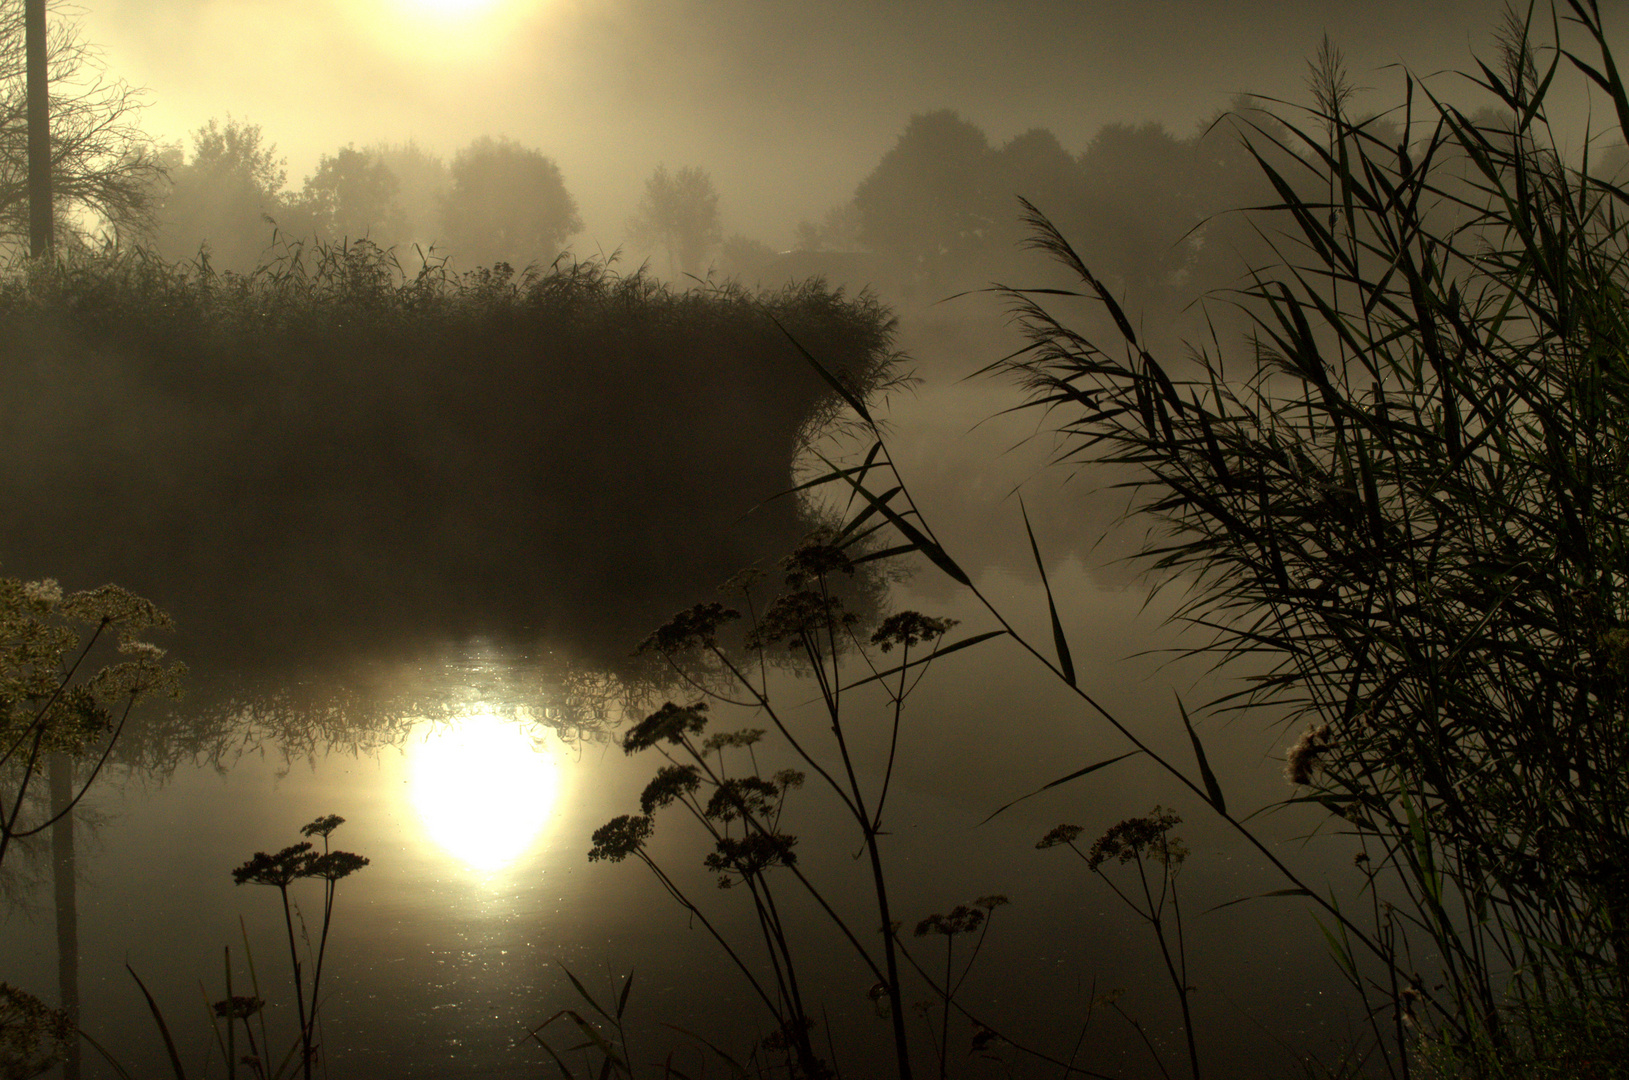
[0,241,902,670]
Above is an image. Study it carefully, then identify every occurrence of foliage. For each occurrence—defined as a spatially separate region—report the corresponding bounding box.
[228,815,368,1080]
[439,135,581,270]
[766,5,1629,1076]
[591,534,981,1079]
[626,164,723,280]
[1039,810,1197,1079]
[853,109,998,296]
[0,243,904,668]
[295,145,405,244]
[0,981,72,1080]
[0,572,182,869]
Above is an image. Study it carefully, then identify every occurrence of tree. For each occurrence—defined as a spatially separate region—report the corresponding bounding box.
[439,135,580,270]
[297,145,405,245]
[151,116,287,272]
[371,140,450,254]
[626,164,722,278]
[0,0,160,253]
[853,109,999,296]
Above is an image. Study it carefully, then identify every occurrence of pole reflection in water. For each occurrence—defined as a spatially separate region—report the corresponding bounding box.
[407,709,561,872]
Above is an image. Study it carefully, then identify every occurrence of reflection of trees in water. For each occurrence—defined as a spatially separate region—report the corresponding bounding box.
[112,651,673,781]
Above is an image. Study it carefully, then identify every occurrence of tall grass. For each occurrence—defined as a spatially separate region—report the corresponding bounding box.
[0,239,904,669]
[748,2,1629,1076]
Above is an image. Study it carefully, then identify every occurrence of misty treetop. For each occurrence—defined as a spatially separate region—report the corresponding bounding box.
[142,120,583,276]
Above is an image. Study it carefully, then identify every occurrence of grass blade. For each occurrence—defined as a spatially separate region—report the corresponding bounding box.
[1021,496,1075,686]
[1200,887,1313,917]
[614,969,635,1021]
[839,630,1005,693]
[127,963,189,1080]
[558,961,615,1026]
[814,449,972,586]
[978,750,1143,825]
[1177,696,1226,815]
[767,311,874,425]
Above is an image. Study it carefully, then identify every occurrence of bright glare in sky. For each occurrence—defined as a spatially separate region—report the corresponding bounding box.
[408,711,559,873]
[408,0,501,17]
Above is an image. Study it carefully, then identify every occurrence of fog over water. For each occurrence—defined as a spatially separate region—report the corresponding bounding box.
[4,1,1625,1078]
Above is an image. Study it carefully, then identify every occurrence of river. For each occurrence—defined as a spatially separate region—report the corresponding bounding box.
[4,300,1381,1080]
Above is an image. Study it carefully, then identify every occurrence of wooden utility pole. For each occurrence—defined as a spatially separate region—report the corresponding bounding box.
[26,0,52,257]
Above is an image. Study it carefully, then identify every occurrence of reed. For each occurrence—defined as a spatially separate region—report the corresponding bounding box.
[768,3,1629,1075]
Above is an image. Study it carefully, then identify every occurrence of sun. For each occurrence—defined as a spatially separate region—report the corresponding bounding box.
[407,710,561,873]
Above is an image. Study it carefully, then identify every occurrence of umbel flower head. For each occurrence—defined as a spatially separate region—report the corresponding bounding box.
[640,765,702,814]
[1086,807,1185,871]
[744,590,856,650]
[624,701,708,753]
[915,903,984,937]
[782,533,855,588]
[232,842,315,887]
[870,611,958,653]
[588,814,653,862]
[212,996,265,1021]
[301,814,345,839]
[705,831,798,885]
[638,603,740,654]
[1036,823,1084,850]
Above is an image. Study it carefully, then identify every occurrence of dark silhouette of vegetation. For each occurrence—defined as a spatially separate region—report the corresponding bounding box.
[573,4,1629,1078]
[292,145,406,245]
[0,242,902,670]
[150,116,289,273]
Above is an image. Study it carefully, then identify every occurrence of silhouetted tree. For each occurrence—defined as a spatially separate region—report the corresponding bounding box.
[297,145,404,245]
[1070,121,1200,300]
[853,109,998,296]
[0,0,159,253]
[151,116,287,272]
[627,164,721,278]
[440,135,580,269]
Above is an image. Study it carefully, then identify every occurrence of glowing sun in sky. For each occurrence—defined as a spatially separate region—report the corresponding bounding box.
[408,710,560,873]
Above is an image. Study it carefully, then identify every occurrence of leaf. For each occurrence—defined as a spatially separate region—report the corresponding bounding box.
[767,312,874,425]
[978,750,1143,825]
[1200,887,1313,916]
[127,963,189,1080]
[614,969,635,1021]
[840,630,1006,693]
[815,450,972,586]
[558,962,615,1026]
[1022,496,1075,686]
[1177,696,1227,816]
[1314,914,1360,983]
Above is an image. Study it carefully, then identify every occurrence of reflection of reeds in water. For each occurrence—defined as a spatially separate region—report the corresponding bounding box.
[113,646,672,782]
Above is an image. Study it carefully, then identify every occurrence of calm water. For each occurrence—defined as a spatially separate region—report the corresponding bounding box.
[6,314,1376,1079]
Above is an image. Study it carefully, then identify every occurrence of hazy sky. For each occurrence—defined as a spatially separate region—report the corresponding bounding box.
[82,0,1605,251]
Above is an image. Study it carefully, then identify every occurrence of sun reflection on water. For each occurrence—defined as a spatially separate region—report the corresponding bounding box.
[408,710,560,872]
